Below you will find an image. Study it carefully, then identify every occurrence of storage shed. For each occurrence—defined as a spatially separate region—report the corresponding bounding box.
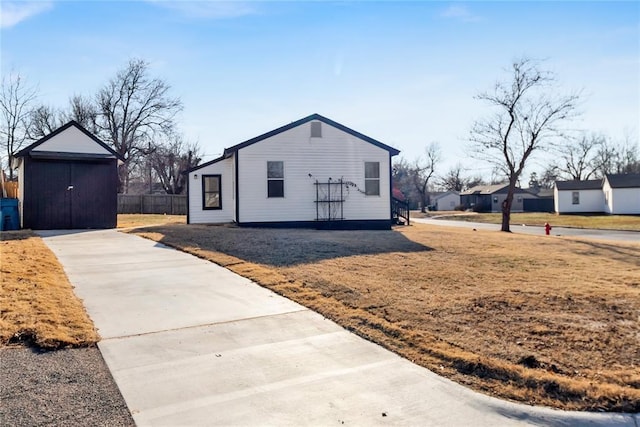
[13,121,123,230]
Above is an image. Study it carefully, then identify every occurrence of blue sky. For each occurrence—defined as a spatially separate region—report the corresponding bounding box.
[1,1,638,179]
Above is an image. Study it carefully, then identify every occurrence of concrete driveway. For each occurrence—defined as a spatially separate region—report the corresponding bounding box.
[412,217,639,243]
[40,230,637,426]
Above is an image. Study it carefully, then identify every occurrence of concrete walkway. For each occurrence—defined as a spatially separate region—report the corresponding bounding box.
[40,230,638,426]
[412,217,639,243]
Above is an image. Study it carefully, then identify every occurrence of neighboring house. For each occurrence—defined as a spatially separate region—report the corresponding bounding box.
[185,114,401,229]
[554,179,605,214]
[523,188,555,212]
[460,183,538,213]
[603,174,640,214]
[555,175,640,214]
[12,121,123,229]
[431,191,460,211]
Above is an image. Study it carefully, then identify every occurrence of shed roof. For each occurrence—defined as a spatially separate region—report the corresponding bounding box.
[14,121,123,161]
[605,173,640,188]
[460,183,506,195]
[460,183,536,196]
[432,191,460,200]
[555,179,602,190]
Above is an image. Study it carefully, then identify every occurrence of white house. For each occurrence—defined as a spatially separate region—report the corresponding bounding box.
[431,191,460,211]
[554,180,604,213]
[185,114,401,229]
[555,174,640,214]
[603,173,640,214]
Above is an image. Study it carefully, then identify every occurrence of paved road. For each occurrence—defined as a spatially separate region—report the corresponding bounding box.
[40,230,638,426]
[412,217,639,243]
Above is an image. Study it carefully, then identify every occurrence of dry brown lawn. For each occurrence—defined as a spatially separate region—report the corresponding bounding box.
[128,223,640,412]
[117,214,185,228]
[0,230,98,349]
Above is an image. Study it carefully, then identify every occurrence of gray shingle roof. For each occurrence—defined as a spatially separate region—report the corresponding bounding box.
[605,173,640,188]
[555,179,602,190]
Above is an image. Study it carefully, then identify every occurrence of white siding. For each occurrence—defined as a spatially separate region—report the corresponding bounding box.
[187,157,235,224]
[237,121,392,223]
[610,188,640,214]
[434,193,460,211]
[35,126,111,155]
[555,188,604,213]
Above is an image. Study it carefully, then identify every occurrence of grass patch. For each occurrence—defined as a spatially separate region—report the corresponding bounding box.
[0,230,99,349]
[127,223,640,412]
[437,212,640,231]
[117,214,185,229]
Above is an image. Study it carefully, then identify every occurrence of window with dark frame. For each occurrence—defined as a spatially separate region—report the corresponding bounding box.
[267,161,284,198]
[202,175,222,209]
[364,161,380,196]
[572,191,580,205]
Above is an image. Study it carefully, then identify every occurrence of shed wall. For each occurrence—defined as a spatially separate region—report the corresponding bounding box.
[609,187,640,214]
[434,193,460,211]
[22,157,118,229]
[34,126,112,155]
[554,188,604,213]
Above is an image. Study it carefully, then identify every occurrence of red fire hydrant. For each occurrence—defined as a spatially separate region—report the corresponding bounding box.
[544,222,552,235]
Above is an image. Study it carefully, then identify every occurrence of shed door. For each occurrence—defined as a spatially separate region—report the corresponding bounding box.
[25,159,117,229]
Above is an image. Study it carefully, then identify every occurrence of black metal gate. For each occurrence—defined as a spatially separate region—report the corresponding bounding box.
[314,179,345,221]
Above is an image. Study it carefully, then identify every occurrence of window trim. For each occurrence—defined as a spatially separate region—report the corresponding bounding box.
[364,161,380,196]
[572,191,580,205]
[202,174,222,210]
[267,161,285,198]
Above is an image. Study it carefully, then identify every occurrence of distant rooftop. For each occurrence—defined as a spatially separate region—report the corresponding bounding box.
[555,179,602,191]
[605,173,640,188]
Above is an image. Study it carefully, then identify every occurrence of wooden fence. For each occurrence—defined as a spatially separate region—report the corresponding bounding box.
[2,182,18,198]
[118,194,187,215]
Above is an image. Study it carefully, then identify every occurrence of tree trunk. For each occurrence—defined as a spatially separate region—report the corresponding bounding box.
[501,202,511,232]
[501,180,517,232]
[421,193,427,213]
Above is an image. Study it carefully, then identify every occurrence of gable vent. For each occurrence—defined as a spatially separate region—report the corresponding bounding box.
[310,121,322,138]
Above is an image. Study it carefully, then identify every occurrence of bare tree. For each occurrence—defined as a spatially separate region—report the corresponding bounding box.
[27,104,61,140]
[470,58,579,232]
[439,164,465,192]
[591,133,640,176]
[539,164,560,189]
[439,163,484,192]
[63,94,99,133]
[392,157,419,206]
[0,72,38,179]
[411,142,441,212]
[617,136,640,174]
[557,133,604,180]
[96,58,183,193]
[149,135,202,194]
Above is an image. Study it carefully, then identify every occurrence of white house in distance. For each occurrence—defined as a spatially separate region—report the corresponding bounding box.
[431,191,460,211]
[603,173,640,214]
[185,114,401,229]
[554,173,640,214]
